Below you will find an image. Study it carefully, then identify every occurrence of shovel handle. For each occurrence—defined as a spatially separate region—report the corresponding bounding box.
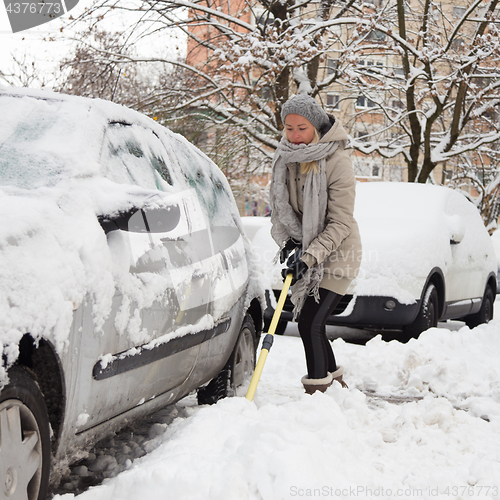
[245,273,293,401]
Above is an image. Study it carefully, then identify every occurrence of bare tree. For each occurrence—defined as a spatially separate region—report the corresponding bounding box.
[344,0,500,182]
[67,0,356,164]
[66,0,500,184]
[56,27,163,108]
[0,53,52,88]
[449,141,500,231]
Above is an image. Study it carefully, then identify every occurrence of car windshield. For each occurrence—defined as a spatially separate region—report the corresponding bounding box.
[0,95,101,189]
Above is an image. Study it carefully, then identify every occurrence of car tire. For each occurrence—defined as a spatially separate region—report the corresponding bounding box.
[401,283,439,341]
[0,366,51,500]
[197,314,257,405]
[465,286,495,329]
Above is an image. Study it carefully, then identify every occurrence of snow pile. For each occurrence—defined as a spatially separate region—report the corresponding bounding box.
[55,320,500,500]
[345,325,500,419]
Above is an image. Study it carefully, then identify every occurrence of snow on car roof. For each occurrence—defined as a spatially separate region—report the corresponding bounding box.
[0,88,169,189]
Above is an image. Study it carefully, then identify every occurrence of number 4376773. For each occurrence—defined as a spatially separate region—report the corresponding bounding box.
[443,486,499,496]
[5,2,62,14]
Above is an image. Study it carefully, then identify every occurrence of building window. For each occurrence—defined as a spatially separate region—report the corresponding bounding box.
[260,86,272,100]
[472,76,488,88]
[357,96,376,108]
[391,99,404,109]
[359,59,384,74]
[451,38,465,50]
[326,94,340,110]
[453,5,466,17]
[353,160,382,178]
[327,58,339,75]
[255,10,275,29]
[430,4,441,20]
[366,30,386,42]
[393,66,405,79]
[367,61,383,74]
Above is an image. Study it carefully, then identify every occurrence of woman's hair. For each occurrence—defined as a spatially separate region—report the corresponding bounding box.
[300,128,321,174]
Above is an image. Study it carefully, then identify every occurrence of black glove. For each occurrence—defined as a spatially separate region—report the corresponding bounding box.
[279,238,301,264]
[282,249,309,285]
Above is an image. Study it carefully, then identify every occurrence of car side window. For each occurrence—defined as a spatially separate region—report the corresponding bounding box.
[101,123,174,189]
[169,135,235,224]
[150,153,173,186]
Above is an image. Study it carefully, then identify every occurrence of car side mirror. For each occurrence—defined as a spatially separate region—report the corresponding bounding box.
[99,204,181,234]
[450,227,465,245]
[448,215,465,245]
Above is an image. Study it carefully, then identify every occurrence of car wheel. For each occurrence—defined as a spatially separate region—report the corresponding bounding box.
[197,314,257,405]
[0,366,51,500]
[465,286,495,329]
[401,283,439,341]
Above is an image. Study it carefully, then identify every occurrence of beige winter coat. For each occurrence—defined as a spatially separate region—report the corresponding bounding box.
[287,119,363,295]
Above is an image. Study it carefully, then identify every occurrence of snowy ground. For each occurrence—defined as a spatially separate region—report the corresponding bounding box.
[53,305,500,500]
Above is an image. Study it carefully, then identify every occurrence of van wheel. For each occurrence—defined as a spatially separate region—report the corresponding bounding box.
[197,314,257,405]
[401,283,438,342]
[0,366,51,500]
[465,286,494,328]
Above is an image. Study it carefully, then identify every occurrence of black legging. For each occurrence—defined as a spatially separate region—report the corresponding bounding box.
[297,288,342,380]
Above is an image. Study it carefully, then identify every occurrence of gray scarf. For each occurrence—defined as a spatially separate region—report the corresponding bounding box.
[269,138,339,318]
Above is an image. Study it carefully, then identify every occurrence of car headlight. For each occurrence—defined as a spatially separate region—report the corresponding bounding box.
[384,299,397,311]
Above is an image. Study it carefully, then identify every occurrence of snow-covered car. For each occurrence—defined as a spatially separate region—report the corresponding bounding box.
[243,182,496,339]
[0,88,264,499]
[490,229,500,293]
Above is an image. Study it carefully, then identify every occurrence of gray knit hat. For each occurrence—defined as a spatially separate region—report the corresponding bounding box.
[281,94,330,131]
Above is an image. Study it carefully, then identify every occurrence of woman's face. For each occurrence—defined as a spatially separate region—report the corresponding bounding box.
[284,114,316,145]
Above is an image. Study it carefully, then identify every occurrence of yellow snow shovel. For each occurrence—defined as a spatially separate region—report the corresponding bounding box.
[245,273,293,401]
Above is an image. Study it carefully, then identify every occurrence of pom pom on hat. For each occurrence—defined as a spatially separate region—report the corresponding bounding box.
[281,94,330,131]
